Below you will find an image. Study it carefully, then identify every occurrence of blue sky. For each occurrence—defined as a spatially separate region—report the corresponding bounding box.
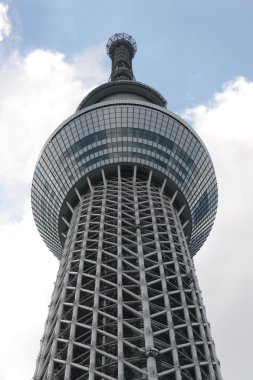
[0,1,253,380]
[7,0,253,110]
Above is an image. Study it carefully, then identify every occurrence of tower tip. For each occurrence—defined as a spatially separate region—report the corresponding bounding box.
[106,33,137,82]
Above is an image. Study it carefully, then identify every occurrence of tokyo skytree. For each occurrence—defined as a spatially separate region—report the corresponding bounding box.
[32,33,222,380]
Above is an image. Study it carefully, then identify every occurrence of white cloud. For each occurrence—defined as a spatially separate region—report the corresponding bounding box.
[0,45,108,379]
[0,207,58,380]
[183,77,253,380]
[0,3,11,42]
[0,46,107,224]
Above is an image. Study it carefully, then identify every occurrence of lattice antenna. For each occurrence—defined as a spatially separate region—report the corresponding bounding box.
[106,33,137,82]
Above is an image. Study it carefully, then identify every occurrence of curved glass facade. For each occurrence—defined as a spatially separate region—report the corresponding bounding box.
[31,99,217,258]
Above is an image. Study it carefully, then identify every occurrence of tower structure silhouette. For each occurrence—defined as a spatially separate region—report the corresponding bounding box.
[32,33,222,380]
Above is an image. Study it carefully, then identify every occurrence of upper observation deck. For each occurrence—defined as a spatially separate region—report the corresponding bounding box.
[31,34,217,259]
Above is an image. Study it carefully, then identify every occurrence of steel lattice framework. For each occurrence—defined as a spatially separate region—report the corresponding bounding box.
[32,33,222,380]
[106,33,137,81]
[34,168,221,380]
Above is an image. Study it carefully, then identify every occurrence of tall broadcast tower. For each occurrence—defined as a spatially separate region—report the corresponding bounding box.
[32,34,222,380]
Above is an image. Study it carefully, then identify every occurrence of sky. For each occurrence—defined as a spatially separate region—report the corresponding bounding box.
[0,1,252,379]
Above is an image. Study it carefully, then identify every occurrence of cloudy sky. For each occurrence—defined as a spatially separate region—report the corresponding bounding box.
[0,1,252,379]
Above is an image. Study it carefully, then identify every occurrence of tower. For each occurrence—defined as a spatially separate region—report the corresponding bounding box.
[32,33,222,379]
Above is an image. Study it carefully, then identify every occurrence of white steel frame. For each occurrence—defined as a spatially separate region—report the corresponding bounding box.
[34,166,222,380]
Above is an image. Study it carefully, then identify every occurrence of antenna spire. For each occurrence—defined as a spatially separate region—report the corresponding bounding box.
[106,33,137,82]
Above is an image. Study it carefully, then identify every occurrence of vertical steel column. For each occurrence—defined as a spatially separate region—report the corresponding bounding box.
[174,209,216,379]
[47,202,83,379]
[89,180,107,380]
[117,166,124,380]
[160,192,202,379]
[34,208,78,379]
[174,210,222,380]
[146,173,182,380]
[133,166,158,380]
[64,187,95,378]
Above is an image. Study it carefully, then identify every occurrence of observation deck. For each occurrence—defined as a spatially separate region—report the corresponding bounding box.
[31,34,218,259]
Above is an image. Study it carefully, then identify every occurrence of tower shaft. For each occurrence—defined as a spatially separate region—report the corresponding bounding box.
[106,33,137,81]
[34,168,221,380]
